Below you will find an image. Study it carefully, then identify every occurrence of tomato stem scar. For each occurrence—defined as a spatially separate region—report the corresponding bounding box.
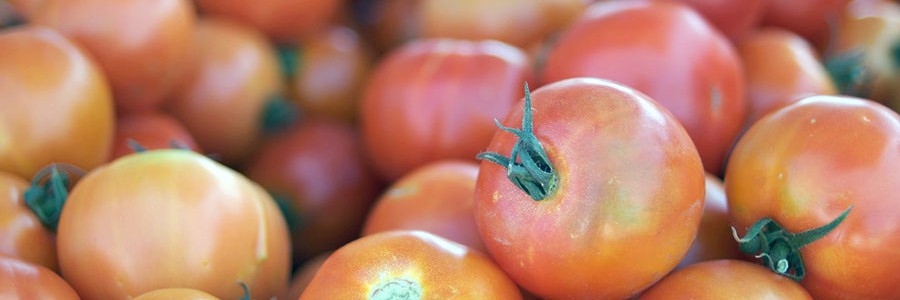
[23,163,86,232]
[370,278,422,300]
[731,206,853,281]
[476,83,558,201]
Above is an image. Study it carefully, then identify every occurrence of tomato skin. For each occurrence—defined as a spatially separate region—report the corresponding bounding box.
[244,119,380,262]
[133,288,220,300]
[676,174,740,269]
[300,230,523,299]
[673,0,765,41]
[725,95,900,299]
[195,0,341,42]
[0,255,79,299]
[0,26,114,179]
[110,110,202,160]
[57,149,291,300]
[541,0,746,175]
[167,17,283,166]
[638,259,812,299]
[361,38,532,181]
[738,28,837,126]
[32,0,195,112]
[363,160,486,254]
[761,0,850,51]
[476,78,705,299]
[0,171,56,271]
[278,252,330,300]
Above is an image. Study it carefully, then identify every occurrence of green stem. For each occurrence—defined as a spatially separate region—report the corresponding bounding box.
[825,49,871,98]
[476,83,558,201]
[261,94,300,134]
[276,45,301,80]
[238,282,251,300]
[731,206,853,281]
[890,39,900,69]
[23,163,86,232]
[127,138,147,153]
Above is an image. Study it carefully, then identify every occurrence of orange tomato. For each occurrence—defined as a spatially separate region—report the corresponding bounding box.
[133,288,221,300]
[639,260,813,299]
[32,0,196,112]
[761,0,851,51]
[0,26,114,179]
[676,174,741,269]
[0,171,56,271]
[300,231,522,299]
[279,252,330,300]
[673,0,766,41]
[56,149,290,299]
[0,255,79,299]
[194,0,342,42]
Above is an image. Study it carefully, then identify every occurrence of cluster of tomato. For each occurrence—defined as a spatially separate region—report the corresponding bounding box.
[2,0,900,299]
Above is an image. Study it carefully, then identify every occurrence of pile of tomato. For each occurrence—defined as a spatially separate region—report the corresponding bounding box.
[2,0,900,299]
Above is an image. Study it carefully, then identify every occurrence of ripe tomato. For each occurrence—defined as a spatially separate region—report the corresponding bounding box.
[0,26,114,179]
[300,230,522,299]
[32,0,196,112]
[676,174,740,269]
[0,255,79,299]
[761,0,851,51]
[826,0,900,111]
[243,118,380,263]
[0,171,56,271]
[638,260,812,299]
[673,0,765,41]
[363,160,486,254]
[194,0,341,42]
[288,26,374,122]
[475,78,705,299]
[110,110,202,161]
[361,38,532,181]
[541,0,746,175]
[166,17,286,167]
[726,95,900,299]
[738,28,837,126]
[279,252,330,300]
[56,149,291,300]
[133,288,220,300]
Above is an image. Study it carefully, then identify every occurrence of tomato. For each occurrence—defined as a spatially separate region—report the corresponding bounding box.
[279,252,330,300]
[738,28,837,126]
[362,160,487,254]
[133,288,221,300]
[761,0,850,51]
[826,0,900,112]
[0,171,56,271]
[0,26,114,179]
[32,0,196,112]
[287,26,374,123]
[475,78,705,299]
[638,259,812,299]
[166,17,287,167]
[725,95,900,299]
[541,0,746,176]
[676,174,740,269]
[244,118,380,263]
[361,38,532,181]
[300,230,522,299]
[194,0,341,42]
[673,0,765,41]
[55,149,290,299]
[0,255,79,299]
[110,110,202,161]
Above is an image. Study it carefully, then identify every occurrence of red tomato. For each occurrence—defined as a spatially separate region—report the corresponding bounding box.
[0,255,79,299]
[676,174,741,269]
[761,0,851,51]
[738,28,837,126]
[361,38,532,181]
[110,110,202,161]
[194,0,341,42]
[0,26,114,179]
[300,230,523,299]
[133,288,221,300]
[244,118,380,262]
[32,0,196,112]
[166,17,285,166]
[288,26,374,122]
[726,95,900,299]
[673,0,765,41]
[826,0,900,111]
[0,171,56,271]
[56,149,291,299]
[278,252,330,300]
[639,260,812,299]
[475,78,705,299]
[362,160,487,254]
[541,0,746,175]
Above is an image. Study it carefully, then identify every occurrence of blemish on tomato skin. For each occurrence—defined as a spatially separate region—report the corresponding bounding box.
[492,191,500,203]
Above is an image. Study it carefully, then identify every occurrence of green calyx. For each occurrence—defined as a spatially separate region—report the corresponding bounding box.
[276,45,301,80]
[23,163,86,232]
[476,83,558,201]
[825,49,871,98]
[262,94,300,134]
[732,206,853,281]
